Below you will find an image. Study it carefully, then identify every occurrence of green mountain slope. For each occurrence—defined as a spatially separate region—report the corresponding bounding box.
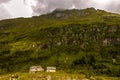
[0,8,120,76]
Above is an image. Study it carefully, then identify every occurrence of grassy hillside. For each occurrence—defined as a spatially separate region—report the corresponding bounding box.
[0,8,120,77]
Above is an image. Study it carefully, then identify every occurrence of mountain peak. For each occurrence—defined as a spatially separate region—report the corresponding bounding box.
[45,7,104,19]
[40,7,119,21]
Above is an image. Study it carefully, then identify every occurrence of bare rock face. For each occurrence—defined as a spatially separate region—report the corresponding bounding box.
[52,11,69,19]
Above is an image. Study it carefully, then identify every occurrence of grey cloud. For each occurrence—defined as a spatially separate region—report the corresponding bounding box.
[31,0,74,15]
[28,0,93,15]
[106,1,120,13]
[30,0,98,16]
[0,0,12,20]
[0,0,11,3]
[31,0,89,15]
[29,0,120,16]
[0,5,11,20]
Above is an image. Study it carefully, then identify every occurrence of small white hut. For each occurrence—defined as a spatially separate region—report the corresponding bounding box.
[112,58,116,63]
[46,67,56,72]
[29,65,44,73]
[9,74,18,80]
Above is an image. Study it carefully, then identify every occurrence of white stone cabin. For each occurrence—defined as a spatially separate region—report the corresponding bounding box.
[9,74,18,80]
[112,58,116,63]
[29,65,44,73]
[46,67,56,72]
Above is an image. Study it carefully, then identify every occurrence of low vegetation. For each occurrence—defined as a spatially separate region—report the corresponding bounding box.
[0,8,120,77]
[0,72,119,80]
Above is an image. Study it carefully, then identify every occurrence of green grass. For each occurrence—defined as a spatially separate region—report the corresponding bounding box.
[0,72,119,80]
[0,8,120,76]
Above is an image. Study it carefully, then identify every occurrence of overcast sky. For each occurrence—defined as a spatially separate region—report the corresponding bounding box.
[0,0,120,20]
